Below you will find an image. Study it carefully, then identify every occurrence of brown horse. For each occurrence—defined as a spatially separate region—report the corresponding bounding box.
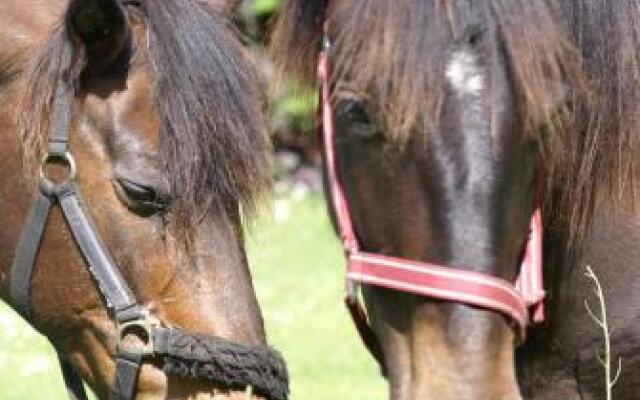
[272,1,639,399]
[0,0,288,399]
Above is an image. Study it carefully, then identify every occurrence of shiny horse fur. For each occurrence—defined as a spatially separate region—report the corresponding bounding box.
[0,0,276,399]
[271,0,639,399]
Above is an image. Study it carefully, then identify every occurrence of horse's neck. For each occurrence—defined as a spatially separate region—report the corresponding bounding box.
[582,196,640,279]
[563,192,640,289]
[586,198,640,262]
[534,195,640,395]
[541,186,640,321]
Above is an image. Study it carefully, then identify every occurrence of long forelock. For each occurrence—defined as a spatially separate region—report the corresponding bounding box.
[272,0,640,262]
[134,0,271,232]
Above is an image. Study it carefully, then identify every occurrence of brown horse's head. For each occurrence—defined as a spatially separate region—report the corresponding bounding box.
[271,1,594,399]
[0,0,282,399]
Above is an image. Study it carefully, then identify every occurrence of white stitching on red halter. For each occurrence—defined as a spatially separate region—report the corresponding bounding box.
[318,50,546,337]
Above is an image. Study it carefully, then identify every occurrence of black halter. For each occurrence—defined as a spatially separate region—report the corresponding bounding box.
[9,44,288,400]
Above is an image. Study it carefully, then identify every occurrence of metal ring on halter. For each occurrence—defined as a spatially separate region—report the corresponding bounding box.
[117,315,160,357]
[39,151,77,193]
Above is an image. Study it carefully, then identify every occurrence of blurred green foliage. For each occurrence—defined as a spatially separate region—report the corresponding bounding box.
[252,0,280,16]
[273,86,318,135]
[242,0,318,138]
[278,89,316,119]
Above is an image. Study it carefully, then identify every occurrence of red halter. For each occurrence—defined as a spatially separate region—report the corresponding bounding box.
[317,49,545,361]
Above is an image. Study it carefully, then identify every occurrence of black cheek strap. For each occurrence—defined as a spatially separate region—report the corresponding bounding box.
[8,43,146,400]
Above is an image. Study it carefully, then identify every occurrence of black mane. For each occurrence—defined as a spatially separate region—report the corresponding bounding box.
[143,0,271,229]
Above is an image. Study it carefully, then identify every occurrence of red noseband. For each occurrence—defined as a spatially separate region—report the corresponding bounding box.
[317,49,545,357]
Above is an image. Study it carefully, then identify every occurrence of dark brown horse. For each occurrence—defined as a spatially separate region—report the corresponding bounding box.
[0,0,288,399]
[271,1,639,399]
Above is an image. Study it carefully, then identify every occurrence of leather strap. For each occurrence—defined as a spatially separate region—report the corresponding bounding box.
[109,353,143,400]
[57,184,138,313]
[347,252,529,333]
[316,48,387,365]
[9,48,144,399]
[516,206,545,323]
[59,354,90,400]
[9,42,74,318]
[344,297,386,373]
[48,44,73,157]
[57,185,143,400]
[9,191,54,318]
[10,183,144,400]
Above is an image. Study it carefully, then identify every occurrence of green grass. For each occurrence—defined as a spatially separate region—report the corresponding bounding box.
[0,193,386,399]
[0,304,66,400]
[247,193,385,399]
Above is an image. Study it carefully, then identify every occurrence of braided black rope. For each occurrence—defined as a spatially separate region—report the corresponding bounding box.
[154,328,289,400]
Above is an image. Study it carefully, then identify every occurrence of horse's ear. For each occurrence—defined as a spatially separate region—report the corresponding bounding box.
[67,0,128,66]
[200,0,242,17]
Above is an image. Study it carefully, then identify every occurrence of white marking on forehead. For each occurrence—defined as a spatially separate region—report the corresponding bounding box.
[445,50,485,96]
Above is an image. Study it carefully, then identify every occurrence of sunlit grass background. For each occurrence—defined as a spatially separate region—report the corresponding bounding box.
[0,192,386,400]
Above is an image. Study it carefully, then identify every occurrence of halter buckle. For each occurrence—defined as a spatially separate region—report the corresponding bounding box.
[117,312,160,357]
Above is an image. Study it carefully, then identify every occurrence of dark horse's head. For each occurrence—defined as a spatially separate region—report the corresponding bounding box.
[0,0,281,399]
[269,0,614,398]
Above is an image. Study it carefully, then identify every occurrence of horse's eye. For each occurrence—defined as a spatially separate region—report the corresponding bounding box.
[113,178,167,216]
[335,99,381,140]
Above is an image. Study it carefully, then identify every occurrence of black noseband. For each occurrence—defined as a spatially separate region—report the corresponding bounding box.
[156,328,289,400]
